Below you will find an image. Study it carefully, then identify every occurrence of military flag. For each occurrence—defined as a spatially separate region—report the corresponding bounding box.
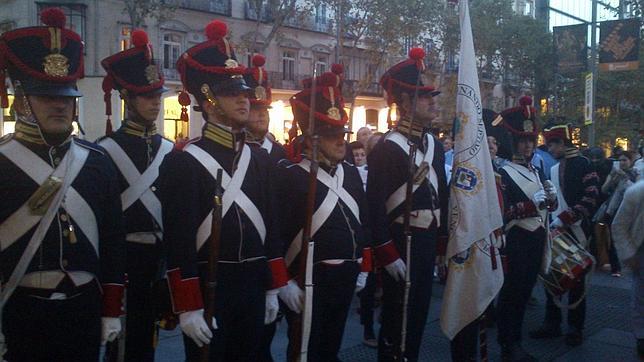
[440,0,504,340]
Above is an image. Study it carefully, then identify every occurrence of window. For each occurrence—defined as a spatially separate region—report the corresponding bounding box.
[315,56,327,75]
[315,4,327,24]
[366,109,379,129]
[524,0,534,16]
[163,33,183,70]
[1,95,15,136]
[282,51,295,81]
[119,26,131,51]
[246,48,259,67]
[37,3,87,42]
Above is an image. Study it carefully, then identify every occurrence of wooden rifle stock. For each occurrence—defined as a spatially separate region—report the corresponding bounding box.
[201,168,223,362]
[396,69,423,362]
[290,67,319,362]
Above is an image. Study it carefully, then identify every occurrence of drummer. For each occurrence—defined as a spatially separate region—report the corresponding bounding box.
[491,97,558,362]
[530,123,600,347]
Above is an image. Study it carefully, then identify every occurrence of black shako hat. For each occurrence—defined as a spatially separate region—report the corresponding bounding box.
[101,29,167,134]
[290,71,350,137]
[380,48,440,105]
[0,7,84,107]
[175,20,251,122]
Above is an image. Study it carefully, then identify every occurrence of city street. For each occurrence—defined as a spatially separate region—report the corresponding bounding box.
[153,270,640,361]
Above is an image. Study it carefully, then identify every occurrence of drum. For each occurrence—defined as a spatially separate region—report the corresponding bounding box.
[539,229,594,297]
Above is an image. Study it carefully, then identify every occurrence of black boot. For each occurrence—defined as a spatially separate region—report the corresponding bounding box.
[528,324,562,339]
[363,326,377,348]
[501,344,537,362]
[564,329,583,346]
[637,338,643,359]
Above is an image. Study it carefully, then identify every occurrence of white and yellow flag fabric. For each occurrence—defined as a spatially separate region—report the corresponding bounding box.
[439,0,505,340]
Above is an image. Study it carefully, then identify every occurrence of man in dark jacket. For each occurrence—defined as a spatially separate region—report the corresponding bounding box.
[530,124,600,347]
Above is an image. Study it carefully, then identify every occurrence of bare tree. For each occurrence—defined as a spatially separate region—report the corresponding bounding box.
[122,0,176,28]
[244,0,314,53]
[323,0,444,127]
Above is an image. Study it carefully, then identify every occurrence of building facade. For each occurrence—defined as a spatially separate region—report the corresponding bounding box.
[0,0,396,142]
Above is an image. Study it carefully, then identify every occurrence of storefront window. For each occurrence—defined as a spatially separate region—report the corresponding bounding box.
[1,95,15,136]
[163,96,188,142]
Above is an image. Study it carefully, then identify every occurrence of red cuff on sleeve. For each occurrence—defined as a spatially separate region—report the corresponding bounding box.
[268,258,289,289]
[102,283,124,317]
[361,248,373,272]
[558,209,576,225]
[436,235,448,256]
[520,201,538,218]
[374,240,400,266]
[167,268,203,313]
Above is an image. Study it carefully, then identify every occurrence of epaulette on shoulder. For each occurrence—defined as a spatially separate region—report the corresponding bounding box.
[73,138,105,155]
[0,133,13,145]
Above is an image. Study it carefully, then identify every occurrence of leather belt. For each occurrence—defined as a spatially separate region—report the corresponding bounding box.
[320,258,362,266]
[19,270,95,289]
[16,277,97,300]
[125,231,161,244]
[393,209,439,229]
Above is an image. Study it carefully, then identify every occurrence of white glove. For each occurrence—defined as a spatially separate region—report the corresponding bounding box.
[384,258,407,282]
[101,317,121,345]
[278,279,304,314]
[179,309,217,347]
[532,189,547,208]
[543,180,557,201]
[550,217,564,229]
[355,272,368,293]
[265,289,279,325]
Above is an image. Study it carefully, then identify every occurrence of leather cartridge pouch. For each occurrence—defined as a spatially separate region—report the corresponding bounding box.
[27,176,62,215]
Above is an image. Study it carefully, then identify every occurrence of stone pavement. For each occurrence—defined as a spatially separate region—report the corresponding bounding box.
[152,270,640,361]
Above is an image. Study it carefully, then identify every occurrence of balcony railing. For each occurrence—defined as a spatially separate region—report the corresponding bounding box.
[179,0,231,16]
[343,79,383,98]
[163,68,180,81]
[244,2,332,34]
[266,71,308,90]
[244,2,273,22]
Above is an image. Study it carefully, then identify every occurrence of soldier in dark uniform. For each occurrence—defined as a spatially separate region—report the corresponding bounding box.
[157,20,288,361]
[277,71,372,361]
[300,64,355,165]
[530,124,600,347]
[0,8,125,361]
[243,54,286,166]
[367,48,448,362]
[98,29,172,361]
[242,53,285,362]
[492,100,558,362]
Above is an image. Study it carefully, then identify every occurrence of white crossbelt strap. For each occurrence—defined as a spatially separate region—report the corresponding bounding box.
[551,163,586,245]
[285,160,360,266]
[99,138,172,229]
[261,138,273,154]
[184,143,266,251]
[0,139,88,357]
[502,163,547,231]
[0,139,96,252]
[385,132,439,215]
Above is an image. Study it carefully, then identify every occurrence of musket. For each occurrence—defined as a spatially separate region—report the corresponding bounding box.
[103,305,126,362]
[397,65,424,362]
[201,168,224,362]
[290,67,319,362]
